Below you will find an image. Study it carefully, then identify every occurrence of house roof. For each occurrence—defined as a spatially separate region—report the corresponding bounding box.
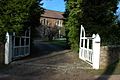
[41,10,64,19]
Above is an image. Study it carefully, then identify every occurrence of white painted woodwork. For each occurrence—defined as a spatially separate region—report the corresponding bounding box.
[79,25,100,69]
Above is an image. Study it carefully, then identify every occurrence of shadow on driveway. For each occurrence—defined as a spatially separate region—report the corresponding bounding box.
[30,39,68,58]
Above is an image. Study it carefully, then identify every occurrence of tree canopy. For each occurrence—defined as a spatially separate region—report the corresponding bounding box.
[0,0,43,43]
[64,0,82,51]
[64,0,119,52]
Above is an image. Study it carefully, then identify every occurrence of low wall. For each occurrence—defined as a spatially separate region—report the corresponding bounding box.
[0,43,4,64]
[100,46,120,69]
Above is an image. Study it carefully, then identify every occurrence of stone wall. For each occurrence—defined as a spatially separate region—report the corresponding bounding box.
[0,43,4,64]
[100,46,120,69]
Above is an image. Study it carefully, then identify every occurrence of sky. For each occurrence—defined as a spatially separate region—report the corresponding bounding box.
[116,2,120,20]
[41,0,120,18]
[41,0,65,12]
[116,2,120,15]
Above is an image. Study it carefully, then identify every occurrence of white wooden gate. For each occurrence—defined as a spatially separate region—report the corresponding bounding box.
[5,28,30,64]
[12,29,30,59]
[79,25,100,69]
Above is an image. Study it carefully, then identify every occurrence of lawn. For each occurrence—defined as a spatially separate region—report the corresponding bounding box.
[46,39,67,47]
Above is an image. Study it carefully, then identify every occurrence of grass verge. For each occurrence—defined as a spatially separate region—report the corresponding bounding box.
[46,40,67,47]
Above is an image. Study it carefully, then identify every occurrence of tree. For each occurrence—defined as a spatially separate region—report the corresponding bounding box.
[64,0,83,52]
[0,0,44,43]
[64,0,119,52]
[82,0,119,45]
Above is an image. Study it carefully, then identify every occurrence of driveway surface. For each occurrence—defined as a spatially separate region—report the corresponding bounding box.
[0,40,119,80]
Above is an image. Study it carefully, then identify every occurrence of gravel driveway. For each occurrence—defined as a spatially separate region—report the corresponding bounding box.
[0,40,97,80]
[0,53,94,80]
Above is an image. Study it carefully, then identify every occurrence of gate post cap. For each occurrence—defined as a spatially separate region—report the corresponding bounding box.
[95,34,100,42]
[6,32,8,35]
[92,34,95,38]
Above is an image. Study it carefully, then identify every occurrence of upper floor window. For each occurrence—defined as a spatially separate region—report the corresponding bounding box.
[56,20,62,27]
[40,18,48,25]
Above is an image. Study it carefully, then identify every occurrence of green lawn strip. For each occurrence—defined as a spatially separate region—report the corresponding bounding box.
[46,40,67,47]
[84,60,120,75]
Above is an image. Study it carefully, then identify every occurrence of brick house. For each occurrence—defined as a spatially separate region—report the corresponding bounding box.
[36,10,65,40]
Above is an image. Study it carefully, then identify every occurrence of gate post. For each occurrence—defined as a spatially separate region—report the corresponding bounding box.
[5,32,12,64]
[92,34,100,69]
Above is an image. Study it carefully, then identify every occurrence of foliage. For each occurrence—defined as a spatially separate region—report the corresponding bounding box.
[64,0,83,52]
[82,0,120,45]
[0,0,44,43]
[64,0,120,52]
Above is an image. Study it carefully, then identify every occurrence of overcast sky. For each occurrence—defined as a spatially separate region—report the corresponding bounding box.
[41,0,65,12]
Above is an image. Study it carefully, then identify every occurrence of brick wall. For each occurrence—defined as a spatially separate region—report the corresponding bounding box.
[100,46,120,69]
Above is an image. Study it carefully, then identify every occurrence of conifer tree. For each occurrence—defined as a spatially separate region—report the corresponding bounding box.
[0,0,43,43]
[82,0,119,45]
[64,0,82,51]
[64,0,119,51]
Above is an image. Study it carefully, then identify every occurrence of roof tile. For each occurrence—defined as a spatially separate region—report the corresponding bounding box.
[41,10,64,19]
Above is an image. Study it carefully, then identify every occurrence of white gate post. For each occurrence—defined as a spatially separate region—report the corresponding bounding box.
[5,32,12,64]
[92,34,100,69]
